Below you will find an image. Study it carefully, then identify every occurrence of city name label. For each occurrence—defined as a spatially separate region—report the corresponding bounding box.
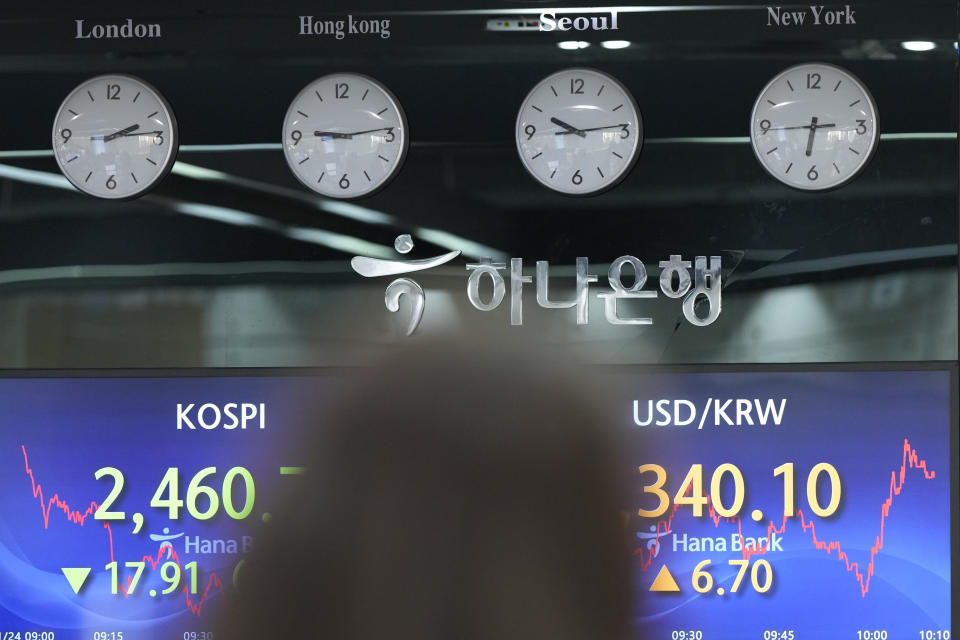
[766,5,857,26]
[298,15,391,39]
[75,18,162,39]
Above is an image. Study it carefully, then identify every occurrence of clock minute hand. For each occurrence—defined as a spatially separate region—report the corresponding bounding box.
[805,116,819,157]
[550,117,586,138]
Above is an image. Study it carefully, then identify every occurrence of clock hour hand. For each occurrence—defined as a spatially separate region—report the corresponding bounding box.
[314,131,354,139]
[550,117,586,138]
[95,124,140,143]
[118,130,163,137]
[348,127,392,136]
[557,123,627,135]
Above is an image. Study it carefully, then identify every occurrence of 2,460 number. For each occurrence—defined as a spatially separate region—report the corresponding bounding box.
[94,467,256,522]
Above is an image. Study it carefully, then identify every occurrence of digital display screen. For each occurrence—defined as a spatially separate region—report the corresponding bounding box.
[0,375,340,640]
[0,369,954,640]
[620,370,954,640]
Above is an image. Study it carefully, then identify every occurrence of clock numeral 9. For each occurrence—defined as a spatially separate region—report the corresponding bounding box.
[570,78,584,95]
[759,119,771,135]
[106,84,121,100]
[856,119,867,135]
[106,175,117,190]
[290,130,302,146]
[339,174,350,190]
[60,129,72,143]
[335,83,349,100]
[571,169,583,185]
[806,73,821,89]
[807,165,818,181]
[524,124,536,141]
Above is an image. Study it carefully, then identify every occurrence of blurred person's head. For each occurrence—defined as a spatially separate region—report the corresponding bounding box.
[217,339,631,640]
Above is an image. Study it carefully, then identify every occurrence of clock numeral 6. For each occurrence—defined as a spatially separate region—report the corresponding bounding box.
[524,124,536,141]
[571,170,583,185]
[60,129,72,143]
[106,175,117,190]
[339,174,350,190]
[290,130,302,145]
[807,166,818,181]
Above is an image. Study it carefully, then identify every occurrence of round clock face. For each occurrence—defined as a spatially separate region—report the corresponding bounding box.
[282,73,408,199]
[52,75,178,199]
[516,68,642,196]
[750,63,879,191]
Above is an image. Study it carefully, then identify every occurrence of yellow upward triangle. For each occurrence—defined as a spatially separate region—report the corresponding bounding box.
[649,564,681,592]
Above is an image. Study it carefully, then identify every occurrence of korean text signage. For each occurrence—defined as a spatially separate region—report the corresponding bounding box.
[352,235,722,336]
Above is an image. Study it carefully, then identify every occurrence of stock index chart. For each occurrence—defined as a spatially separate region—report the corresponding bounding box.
[0,369,954,640]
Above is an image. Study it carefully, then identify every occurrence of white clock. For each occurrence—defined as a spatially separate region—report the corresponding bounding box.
[516,68,642,196]
[282,73,408,199]
[52,74,178,199]
[750,63,879,191]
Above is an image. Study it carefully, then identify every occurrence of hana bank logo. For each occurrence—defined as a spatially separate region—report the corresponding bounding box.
[350,234,461,336]
[351,234,722,336]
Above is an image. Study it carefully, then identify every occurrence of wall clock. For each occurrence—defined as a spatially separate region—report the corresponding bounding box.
[750,63,879,190]
[516,68,642,196]
[52,74,178,199]
[282,73,408,199]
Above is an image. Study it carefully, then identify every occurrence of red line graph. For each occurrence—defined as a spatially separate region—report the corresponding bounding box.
[633,438,937,597]
[21,445,224,615]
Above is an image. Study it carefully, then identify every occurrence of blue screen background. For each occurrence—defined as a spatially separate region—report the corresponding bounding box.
[0,370,952,640]
[611,370,953,639]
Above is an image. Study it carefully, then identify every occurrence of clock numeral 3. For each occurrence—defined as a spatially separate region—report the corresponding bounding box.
[856,119,867,135]
[385,127,395,143]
